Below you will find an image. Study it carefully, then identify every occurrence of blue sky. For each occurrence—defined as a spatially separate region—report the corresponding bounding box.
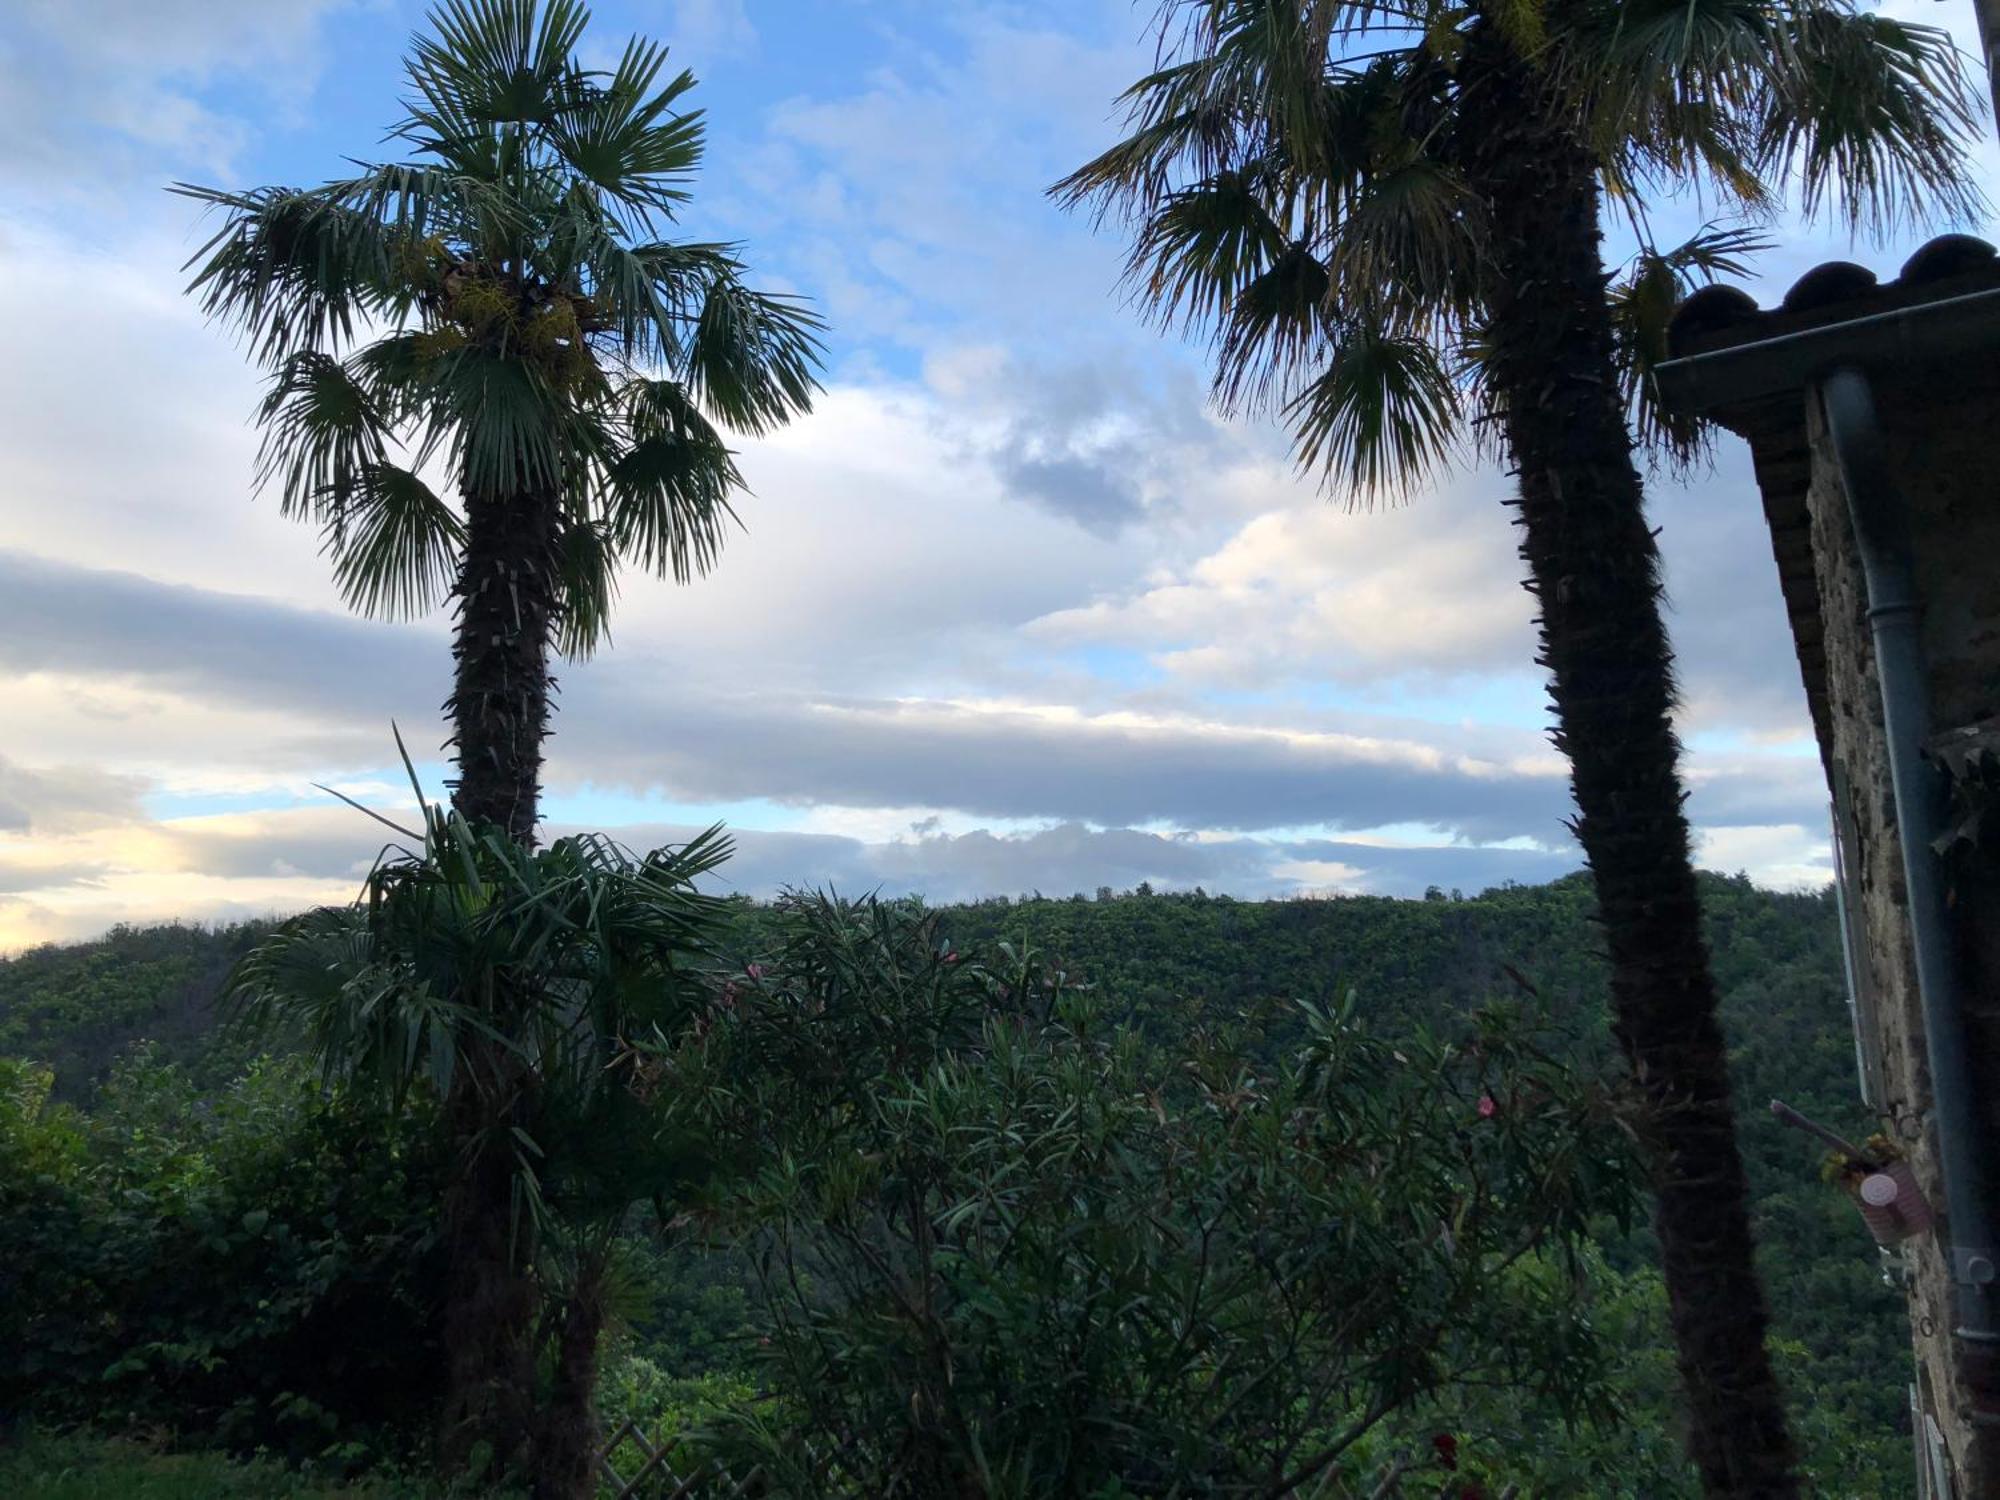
[0,0,1990,946]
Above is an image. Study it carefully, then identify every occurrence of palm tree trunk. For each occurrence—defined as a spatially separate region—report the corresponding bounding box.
[437,482,565,1478]
[1455,22,1798,1498]
[533,1258,609,1500]
[437,1068,541,1480]
[449,482,562,843]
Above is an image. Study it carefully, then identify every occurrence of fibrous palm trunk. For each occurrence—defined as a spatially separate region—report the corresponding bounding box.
[437,481,565,1479]
[449,482,562,842]
[1455,22,1799,1498]
[437,1065,541,1479]
[534,1259,609,1500]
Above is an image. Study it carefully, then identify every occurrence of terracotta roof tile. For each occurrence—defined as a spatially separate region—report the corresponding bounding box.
[1667,234,2000,360]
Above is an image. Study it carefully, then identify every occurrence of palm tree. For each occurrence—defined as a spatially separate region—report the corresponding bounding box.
[181,0,821,842]
[230,780,733,1498]
[183,0,819,1481]
[1056,2,1977,1494]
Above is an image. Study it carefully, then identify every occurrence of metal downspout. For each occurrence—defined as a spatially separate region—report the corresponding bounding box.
[1975,0,2000,141]
[1818,364,2000,1350]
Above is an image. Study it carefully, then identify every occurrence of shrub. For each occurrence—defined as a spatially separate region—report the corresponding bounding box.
[0,1050,446,1464]
[666,894,1642,1496]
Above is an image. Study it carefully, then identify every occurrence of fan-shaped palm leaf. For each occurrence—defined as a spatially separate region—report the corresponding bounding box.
[327,463,467,619]
[1286,319,1461,502]
[686,279,826,436]
[254,350,396,522]
[1608,224,1769,462]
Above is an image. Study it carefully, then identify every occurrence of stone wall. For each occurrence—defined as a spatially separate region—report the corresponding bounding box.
[1802,371,2000,1497]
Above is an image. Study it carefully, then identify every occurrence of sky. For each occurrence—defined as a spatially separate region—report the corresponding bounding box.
[0,0,1992,950]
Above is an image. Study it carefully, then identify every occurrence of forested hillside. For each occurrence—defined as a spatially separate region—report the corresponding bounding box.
[1,869,1906,1493]
[928,874,1905,1451]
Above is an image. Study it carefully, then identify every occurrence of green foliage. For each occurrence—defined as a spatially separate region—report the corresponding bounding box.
[0,1052,446,1464]
[716,874,1910,1479]
[227,798,734,1252]
[2,874,1912,1489]
[0,922,273,1099]
[616,1239,758,1377]
[593,1357,749,1465]
[0,1430,416,1499]
[1361,1260,1909,1498]
[220,784,743,1492]
[668,895,1639,1495]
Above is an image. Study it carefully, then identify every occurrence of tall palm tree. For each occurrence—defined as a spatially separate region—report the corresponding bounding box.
[182,0,820,1481]
[1057,2,1977,1494]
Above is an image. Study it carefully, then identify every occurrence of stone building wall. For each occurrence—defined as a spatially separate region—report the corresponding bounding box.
[1802,375,2000,1497]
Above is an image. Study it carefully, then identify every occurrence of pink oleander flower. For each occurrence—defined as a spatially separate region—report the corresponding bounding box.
[1477,1094,1498,1119]
[746,962,766,980]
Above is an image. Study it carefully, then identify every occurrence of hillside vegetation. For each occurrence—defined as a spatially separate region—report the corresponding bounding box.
[0,871,1905,1495]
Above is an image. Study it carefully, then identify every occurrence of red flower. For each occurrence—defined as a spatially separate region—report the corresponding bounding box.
[1432,1433,1458,1470]
[1477,1093,1498,1119]
[943,951,959,964]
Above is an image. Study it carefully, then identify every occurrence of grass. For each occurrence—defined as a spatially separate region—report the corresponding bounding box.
[0,1431,417,1499]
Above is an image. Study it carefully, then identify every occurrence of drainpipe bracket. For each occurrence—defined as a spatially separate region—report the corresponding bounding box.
[1957,1248,2000,1288]
[1953,1251,2000,1346]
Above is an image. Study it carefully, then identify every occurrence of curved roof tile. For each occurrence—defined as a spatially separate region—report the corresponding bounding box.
[1666,233,2000,358]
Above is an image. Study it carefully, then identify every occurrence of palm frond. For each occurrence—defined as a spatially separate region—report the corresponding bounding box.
[176,184,400,363]
[1320,155,1481,329]
[407,0,590,129]
[1608,224,1769,466]
[1057,18,1472,500]
[1757,7,1983,235]
[605,378,741,583]
[547,229,735,366]
[254,351,397,522]
[552,517,619,659]
[326,462,467,619]
[686,278,825,436]
[1051,63,1240,218]
[546,36,704,218]
[1285,320,1463,504]
[328,161,526,253]
[1571,0,1773,193]
[1213,242,1336,416]
[420,343,567,497]
[1130,168,1291,332]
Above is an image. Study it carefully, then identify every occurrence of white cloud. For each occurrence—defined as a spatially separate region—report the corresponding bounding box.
[0,217,353,608]
[0,800,1585,953]
[0,0,1882,945]
[661,0,758,64]
[1,0,357,188]
[1696,823,1831,891]
[1033,470,1536,688]
[0,757,146,836]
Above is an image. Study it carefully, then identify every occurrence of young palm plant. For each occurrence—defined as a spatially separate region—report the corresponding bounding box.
[1056,2,1978,1494]
[184,0,819,1485]
[229,765,732,1497]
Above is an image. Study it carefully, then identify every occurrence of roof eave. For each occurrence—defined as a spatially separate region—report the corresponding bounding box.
[1657,285,2000,422]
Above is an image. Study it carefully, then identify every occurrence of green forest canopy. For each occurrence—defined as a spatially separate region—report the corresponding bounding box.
[0,870,1908,1492]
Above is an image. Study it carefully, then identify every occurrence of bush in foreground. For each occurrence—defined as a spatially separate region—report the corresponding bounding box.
[666,894,1643,1495]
